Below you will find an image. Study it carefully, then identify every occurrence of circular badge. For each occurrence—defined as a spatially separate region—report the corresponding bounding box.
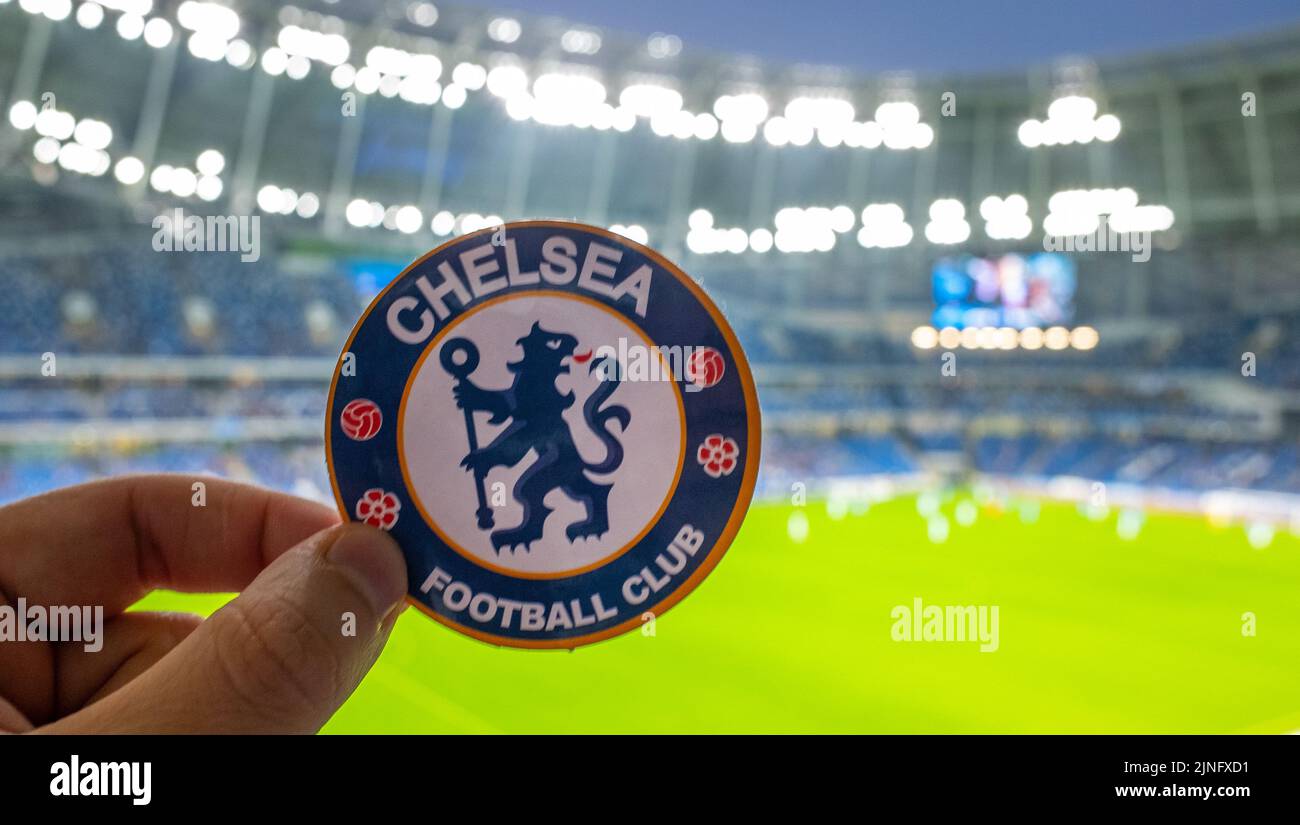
[326,221,760,648]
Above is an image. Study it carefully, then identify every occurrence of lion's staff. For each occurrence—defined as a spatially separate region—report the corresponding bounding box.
[440,338,495,529]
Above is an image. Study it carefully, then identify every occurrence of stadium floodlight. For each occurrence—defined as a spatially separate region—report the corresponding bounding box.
[719,118,756,143]
[858,203,913,248]
[1095,113,1121,141]
[618,83,682,118]
[1069,326,1100,350]
[646,33,682,59]
[762,116,790,146]
[748,228,774,253]
[196,149,225,176]
[431,210,455,235]
[610,224,648,244]
[561,29,602,55]
[225,39,253,69]
[692,110,719,140]
[170,167,197,197]
[910,326,939,349]
[487,16,521,44]
[116,12,144,40]
[688,208,713,230]
[1019,327,1044,350]
[143,17,173,49]
[292,56,318,82]
[257,185,284,213]
[407,2,438,28]
[354,67,381,95]
[395,206,423,234]
[296,192,320,219]
[1018,119,1043,148]
[32,137,61,165]
[1043,326,1070,350]
[331,64,357,90]
[714,93,769,125]
[8,101,37,131]
[149,164,173,191]
[76,1,104,28]
[442,83,467,109]
[113,156,144,185]
[261,47,289,76]
[73,119,113,150]
[178,1,240,41]
[196,175,222,202]
[452,62,487,91]
[345,198,372,228]
[486,65,528,98]
[830,206,855,233]
[35,108,75,140]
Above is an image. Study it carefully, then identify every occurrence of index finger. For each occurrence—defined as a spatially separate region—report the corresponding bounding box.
[0,475,340,615]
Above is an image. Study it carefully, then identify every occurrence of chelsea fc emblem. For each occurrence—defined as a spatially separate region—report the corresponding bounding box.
[326,221,760,648]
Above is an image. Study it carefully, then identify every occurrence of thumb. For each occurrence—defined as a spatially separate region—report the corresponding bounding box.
[48,524,408,734]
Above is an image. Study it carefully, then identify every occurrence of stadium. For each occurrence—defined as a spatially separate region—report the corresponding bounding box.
[1,0,1298,733]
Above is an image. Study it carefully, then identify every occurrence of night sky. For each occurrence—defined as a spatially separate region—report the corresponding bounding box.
[455,0,1300,74]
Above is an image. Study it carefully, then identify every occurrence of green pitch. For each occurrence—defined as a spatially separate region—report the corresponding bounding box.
[135,493,1300,733]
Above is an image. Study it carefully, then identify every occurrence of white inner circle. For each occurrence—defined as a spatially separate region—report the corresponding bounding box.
[401,295,684,577]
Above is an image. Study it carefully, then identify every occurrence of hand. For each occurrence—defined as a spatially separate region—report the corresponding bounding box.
[0,475,408,733]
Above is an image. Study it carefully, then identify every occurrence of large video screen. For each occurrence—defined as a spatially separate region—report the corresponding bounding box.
[931,253,1076,329]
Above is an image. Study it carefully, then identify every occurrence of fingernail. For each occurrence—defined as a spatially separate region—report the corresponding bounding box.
[326,525,408,616]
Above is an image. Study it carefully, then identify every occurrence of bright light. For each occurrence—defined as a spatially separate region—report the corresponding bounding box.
[1070,326,1099,350]
[407,2,438,27]
[486,65,528,98]
[196,149,225,176]
[113,156,144,184]
[452,62,486,91]
[143,17,173,48]
[618,83,681,118]
[73,118,112,150]
[748,228,773,253]
[345,198,373,228]
[35,108,75,140]
[1044,326,1070,350]
[261,47,289,76]
[442,83,466,109]
[924,198,970,245]
[713,93,768,124]
[257,185,284,213]
[487,16,521,43]
[33,137,61,165]
[981,194,1032,240]
[8,100,37,130]
[561,29,601,55]
[857,203,913,248]
[170,167,197,198]
[116,13,144,40]
[911,326,938,349]
[395,205,423,234]
[225,38,253,69]
[1022,96,1121,147]
[196,175,222,201]
[431,210,455,235]
[296,192,320,218]
[149,164,174,192]
[76,1,104,28]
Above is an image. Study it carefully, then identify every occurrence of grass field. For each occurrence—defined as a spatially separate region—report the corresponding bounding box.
[136,492,1300,733]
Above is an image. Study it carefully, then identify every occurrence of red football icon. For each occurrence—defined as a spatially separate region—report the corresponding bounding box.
[340,399,383,441]
[688,347,725,389]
